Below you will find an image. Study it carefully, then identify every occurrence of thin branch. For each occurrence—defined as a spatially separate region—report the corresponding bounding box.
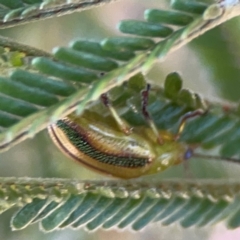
[0,0,120,29]
[0,177,240,204]
[0,36,52,57]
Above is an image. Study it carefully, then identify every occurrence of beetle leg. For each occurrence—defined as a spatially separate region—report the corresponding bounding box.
[141,84,164,145]
[175,109,205,141]
[101,93,132,135]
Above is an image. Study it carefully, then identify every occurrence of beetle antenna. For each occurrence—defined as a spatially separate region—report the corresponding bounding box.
[192,153,240,165]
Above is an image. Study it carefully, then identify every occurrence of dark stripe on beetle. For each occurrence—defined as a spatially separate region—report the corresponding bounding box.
[49,124,112,174]
[56,120,150,168]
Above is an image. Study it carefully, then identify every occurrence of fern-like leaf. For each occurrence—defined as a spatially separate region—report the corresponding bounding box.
[0,0,240,233]
[0,0,119,28]
[0,1,239,151]
[0,178,236,231]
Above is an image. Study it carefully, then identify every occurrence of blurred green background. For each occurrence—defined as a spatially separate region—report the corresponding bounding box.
[0,0,240,239]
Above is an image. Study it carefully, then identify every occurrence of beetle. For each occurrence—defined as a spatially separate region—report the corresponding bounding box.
[48,83,204,179]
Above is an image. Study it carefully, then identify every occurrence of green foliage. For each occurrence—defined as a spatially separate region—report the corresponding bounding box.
[0,0,232,152]
[0,178,238,231]
[0,0,120,28]
[0,0,239,233]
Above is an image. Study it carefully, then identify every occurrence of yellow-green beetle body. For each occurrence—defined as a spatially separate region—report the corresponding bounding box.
[48,111,189,179]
